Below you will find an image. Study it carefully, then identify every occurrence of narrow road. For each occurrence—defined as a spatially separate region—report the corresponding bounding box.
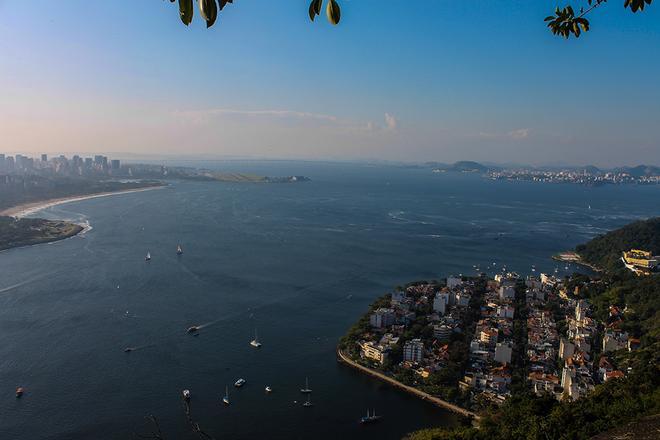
[337,348,480,421]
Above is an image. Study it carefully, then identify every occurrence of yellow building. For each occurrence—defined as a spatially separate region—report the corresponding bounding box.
[622,249,658,275]
[359,341,388,364]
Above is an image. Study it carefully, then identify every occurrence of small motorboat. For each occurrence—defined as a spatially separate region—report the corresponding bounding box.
[265,386,272,393]
[177,245,183,255]
[124,347,135,353]
[145,252,151,261]
[187,326,199,334]
[182,389,191,401]
[234,378,246,388]
[250,329,262,348]
[15,387,24,398]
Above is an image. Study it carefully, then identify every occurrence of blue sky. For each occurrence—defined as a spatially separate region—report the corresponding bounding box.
[1,0,659,166]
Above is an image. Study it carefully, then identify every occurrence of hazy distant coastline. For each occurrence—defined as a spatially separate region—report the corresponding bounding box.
[0,185,166,218]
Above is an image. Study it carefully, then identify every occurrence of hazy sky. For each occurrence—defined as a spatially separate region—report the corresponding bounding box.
[1,1,659,166]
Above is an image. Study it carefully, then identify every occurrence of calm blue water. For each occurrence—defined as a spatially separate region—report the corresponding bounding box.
[1,162,659,439]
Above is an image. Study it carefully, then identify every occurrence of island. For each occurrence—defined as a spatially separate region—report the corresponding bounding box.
[340,217,659,440]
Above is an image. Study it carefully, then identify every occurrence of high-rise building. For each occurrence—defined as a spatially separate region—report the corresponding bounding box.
[41,154,48,162]
[111,159,120,170]
[403,339,424,363]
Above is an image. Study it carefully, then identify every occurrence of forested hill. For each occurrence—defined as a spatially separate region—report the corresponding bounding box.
[575,217,660,271]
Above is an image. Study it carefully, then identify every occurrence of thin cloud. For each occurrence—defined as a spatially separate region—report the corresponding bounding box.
[507,128,530,139]
[175,108,339,124]
[474,128,531,140]
[174,108,400,135]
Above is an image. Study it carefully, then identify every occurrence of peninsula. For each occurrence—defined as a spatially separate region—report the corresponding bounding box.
[340,217,659,440]
[0,216,83,251]
[0,152,310,252]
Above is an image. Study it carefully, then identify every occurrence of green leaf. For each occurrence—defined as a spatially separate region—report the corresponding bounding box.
[179,0,194,26]
[326,0,341,25]
[199,0,218,28]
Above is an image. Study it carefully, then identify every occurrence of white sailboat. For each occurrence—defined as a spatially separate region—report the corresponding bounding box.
[222,386,230,405]
[250,329,262,348]
[360,409,382,424]
[300,377,312,393]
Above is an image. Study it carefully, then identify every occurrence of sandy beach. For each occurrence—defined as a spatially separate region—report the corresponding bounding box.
[0,185,165,218]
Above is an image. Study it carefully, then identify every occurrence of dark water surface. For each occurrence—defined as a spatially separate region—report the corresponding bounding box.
[1,162,659,439]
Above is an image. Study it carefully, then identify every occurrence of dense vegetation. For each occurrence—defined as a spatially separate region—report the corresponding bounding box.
[0,216,83,251]
[406,339,659,440]
[575,217,660,272]
[405,218,660,440]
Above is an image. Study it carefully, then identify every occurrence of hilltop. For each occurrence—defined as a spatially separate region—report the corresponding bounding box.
[575,217,660,272]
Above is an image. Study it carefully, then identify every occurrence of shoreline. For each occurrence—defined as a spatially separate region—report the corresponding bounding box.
[0,185,165,218]
[336,348,480,421]
[552,251,603,273]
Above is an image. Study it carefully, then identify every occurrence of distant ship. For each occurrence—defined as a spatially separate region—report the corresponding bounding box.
[15,387,24,398]
[177,244,183,255]
[222,386,230,405]
[300,377,312,393]
[360,409,382,424]
[265,385,272,393]
[250,329,262,348]
[182,389,191,401]
[234,378,246,388]
[187,326,199,334]
[145,251,151,261]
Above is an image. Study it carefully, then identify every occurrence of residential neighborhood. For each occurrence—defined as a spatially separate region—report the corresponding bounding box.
[341,267,641,414]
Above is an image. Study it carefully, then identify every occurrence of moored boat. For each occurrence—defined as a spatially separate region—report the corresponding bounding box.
[360,409,382,424]
[234,378,246,388]
[300,377,312,393]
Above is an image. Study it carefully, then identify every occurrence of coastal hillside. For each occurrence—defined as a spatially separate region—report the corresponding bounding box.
[0,216,83,251]
[404,219,660,440]
[575,217,660,271]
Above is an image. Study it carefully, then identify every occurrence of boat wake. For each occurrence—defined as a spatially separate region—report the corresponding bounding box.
[0,271,57,294]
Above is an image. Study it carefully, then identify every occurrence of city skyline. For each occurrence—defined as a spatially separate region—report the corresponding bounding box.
[1,1,659,167]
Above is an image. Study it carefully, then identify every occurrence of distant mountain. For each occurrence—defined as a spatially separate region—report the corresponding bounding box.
[451,161,490,172]
[430,161,494,173]
[614,165,660,177]
[575,217,660,271]
[582,165,601,174]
